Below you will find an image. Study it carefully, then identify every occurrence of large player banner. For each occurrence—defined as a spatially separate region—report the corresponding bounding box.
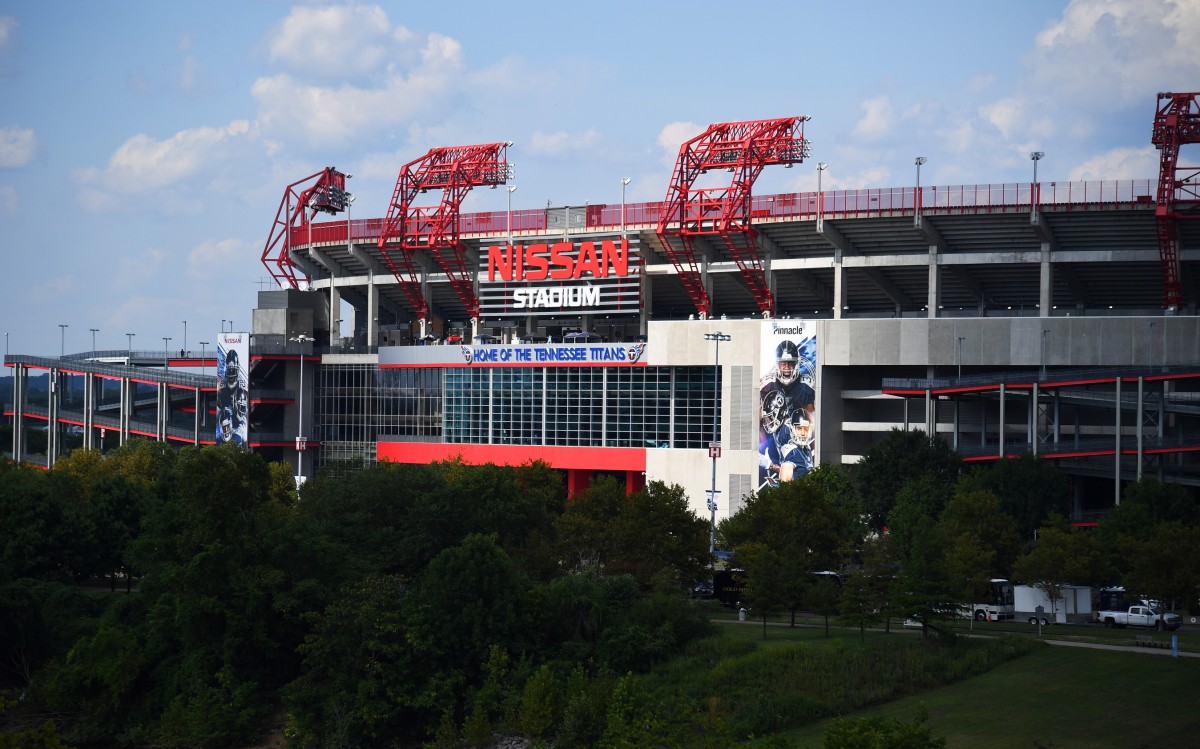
[215,332,249,446]
[758,320,817,489]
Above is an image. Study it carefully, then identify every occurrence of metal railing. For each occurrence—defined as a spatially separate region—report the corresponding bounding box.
[290,179,1156,246]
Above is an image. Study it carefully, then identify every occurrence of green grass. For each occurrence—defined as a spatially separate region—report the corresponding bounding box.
[748,630,1200,749]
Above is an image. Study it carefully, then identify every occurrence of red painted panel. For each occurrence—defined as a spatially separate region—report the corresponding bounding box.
[377,442,647,471]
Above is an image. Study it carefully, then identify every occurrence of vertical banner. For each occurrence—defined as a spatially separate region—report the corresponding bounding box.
[215,332,249,446]
[758,321,817,489]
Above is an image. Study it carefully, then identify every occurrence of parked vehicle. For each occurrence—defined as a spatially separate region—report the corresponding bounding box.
[1095,605,1181,631]
[1014,583,1095,625]
[961,578,1016,622]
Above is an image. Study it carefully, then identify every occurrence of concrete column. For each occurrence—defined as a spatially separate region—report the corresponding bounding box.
[329,284,342,342]
[367,270,378,347]
[927,245,940,318]
[833,251,846,320]
[1039,241,1052,317]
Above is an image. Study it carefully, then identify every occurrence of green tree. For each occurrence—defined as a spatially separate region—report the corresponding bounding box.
[939,488,1020,579]
[1013,521,1105,622]
[1122,521,1200,625]
[853,429,960,532]
[959,454,1068,541]
[721,478,851,625]
[840,534,897,636]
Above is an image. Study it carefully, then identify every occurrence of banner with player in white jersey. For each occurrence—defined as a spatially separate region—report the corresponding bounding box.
[758,321,817,489]
[215,332,249,446]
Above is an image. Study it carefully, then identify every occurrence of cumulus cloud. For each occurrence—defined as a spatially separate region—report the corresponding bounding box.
[268,4,408,81]
[526,128,600,158]
[252,30,465,144]
[853,96,893,141]
[0,125,36,167]
[74,120,257,211]
[979,98,1024,140]
[187,238,246,281]
[656,121,702,164]
[1068,145,1158,181]
[0,16,15,51]
[1029,0,1200,108]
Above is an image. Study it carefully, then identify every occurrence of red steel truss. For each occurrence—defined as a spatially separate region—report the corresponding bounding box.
[377,142,512,323]
[1151,91,1200,310]
[655,117,810,318]
[261,167,352,289]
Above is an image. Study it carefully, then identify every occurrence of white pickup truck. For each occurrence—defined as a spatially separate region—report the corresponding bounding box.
[1095,605,1181,631]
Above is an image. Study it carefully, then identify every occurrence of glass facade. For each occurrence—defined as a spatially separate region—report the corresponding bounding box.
[317,364,720,468]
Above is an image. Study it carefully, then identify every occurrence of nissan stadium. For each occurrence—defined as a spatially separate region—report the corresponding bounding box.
[6,95,1200,526]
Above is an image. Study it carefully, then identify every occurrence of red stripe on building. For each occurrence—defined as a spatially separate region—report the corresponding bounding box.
[377,442,647,471]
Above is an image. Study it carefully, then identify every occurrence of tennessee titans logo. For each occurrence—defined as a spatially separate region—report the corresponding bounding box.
[626,343,646,362]
[460,346,473,365]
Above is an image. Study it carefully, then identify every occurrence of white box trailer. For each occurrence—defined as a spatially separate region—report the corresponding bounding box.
[1013,584,1095,624]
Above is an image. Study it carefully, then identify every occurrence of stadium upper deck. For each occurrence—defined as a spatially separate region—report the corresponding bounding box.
[286,178,1194,344]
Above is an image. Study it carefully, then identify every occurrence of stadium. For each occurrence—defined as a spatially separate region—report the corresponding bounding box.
[6,95,1200,526]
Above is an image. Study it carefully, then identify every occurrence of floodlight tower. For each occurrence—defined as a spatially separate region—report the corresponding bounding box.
[261,167,353,289]
[377,142,513,337]
[1150,91,1200,311]
[656,117,810,318]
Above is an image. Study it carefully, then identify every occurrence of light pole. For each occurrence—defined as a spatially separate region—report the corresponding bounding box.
[162,338,171,370]
[290,333,314,487]
[58,324,68,357]
[703,331,731,562]
[126,332,135,361]
[914,156,927,221]
[89,328,99,351]
[182,321,187,356]
[620,177,631,236]
[199,341,210,378]
[1030,151,1044,218]
[507,185,517,248]
[816,162,828,231]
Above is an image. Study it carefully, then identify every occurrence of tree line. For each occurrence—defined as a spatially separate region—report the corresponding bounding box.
[2,428,1198,747]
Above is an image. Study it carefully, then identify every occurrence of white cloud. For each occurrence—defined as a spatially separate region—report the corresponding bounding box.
[1030,0,1200,107]
[527,129,600,158]
[252,32,465,144]
[1068,145,1158,181]
[979,98,1024,140]
[269,4,405,81]
[656,121,702,164]
[853,96,893,141]
[187,238,246,281]
[0,16,15,51]
[74,120,255,209]
[0,125,35,167]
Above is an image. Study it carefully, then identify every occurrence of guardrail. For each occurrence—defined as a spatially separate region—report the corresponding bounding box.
[292,179,1157,245]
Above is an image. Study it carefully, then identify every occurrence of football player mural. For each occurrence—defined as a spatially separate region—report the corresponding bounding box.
[759,322,817,488]
[215,332,249,446]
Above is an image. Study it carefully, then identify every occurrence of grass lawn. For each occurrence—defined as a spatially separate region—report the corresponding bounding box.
[771,642,1200,748]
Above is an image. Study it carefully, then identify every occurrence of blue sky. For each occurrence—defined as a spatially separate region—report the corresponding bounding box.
[1,0,1197,356]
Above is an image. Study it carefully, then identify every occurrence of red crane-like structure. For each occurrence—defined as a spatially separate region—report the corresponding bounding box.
[655,117,810,318]
[261,167,352,289]
[377,142,513,328]
[1151,91,1200,311]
